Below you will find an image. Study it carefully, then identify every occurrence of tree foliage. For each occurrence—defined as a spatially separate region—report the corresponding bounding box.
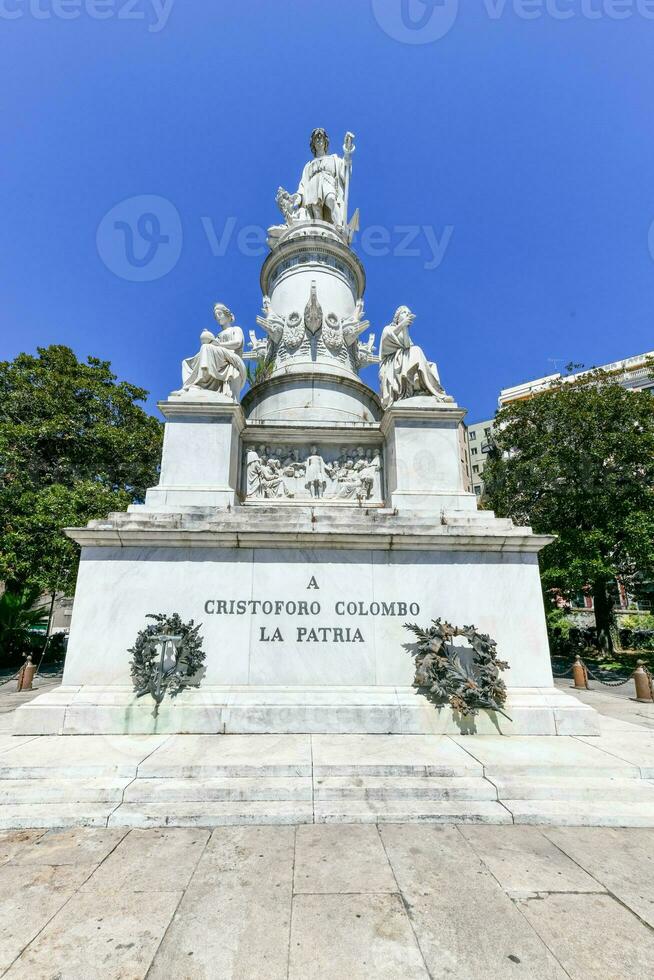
[483,367,654,651]
[0,346,162,595]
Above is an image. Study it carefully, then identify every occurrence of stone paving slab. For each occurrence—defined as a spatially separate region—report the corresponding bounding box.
[3,883,183,979]
[516,891,654,980]
[10,827,126,866]
[288,893,429,980]
[147,826,295,980]
[459,825,601,896]
[378,824,569,978]
[294,824,396,893]
[0,863,96,975]
[0,830,44,865]
[544,827,654,928]
[86,828,209,893]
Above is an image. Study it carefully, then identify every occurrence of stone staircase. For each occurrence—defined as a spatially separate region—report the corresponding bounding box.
[2,733,654,829]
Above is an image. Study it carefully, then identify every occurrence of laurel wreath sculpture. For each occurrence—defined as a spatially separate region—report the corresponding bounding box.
[128,613,205,705]
[404,619,511,720]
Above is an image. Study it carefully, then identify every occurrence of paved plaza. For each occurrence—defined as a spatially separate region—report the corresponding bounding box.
[1,822,653,978]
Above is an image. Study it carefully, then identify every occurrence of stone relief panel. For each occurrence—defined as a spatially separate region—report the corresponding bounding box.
[243,445,383,502]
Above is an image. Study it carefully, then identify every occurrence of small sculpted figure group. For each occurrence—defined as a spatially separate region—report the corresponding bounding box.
[246,445,381,502]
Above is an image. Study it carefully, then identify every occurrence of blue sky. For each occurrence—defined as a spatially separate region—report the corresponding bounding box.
[2,1,654,423]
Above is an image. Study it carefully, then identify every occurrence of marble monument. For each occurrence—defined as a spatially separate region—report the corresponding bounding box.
[15,129,599,737]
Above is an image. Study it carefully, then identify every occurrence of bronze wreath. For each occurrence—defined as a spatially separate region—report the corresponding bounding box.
[128,612,205,704]
[405,619,511,719]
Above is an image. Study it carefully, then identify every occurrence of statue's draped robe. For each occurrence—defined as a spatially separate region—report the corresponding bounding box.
[297,154,347,225]
[182,327,246,397]
[305,455,328,493]
[379,323,443,409]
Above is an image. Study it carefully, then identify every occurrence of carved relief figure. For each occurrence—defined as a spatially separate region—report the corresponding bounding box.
[379,306,446,410]
[244,445,382,502]
[178,304,246,400]
[305,446,328,498]
[246,449,265,498]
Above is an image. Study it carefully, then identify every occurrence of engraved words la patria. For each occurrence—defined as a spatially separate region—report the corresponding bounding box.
[204,576,421,644]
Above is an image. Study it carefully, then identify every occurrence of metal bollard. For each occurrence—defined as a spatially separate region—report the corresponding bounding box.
[633,661,654,703]
[16,654,36,692]
[572,655,589,690]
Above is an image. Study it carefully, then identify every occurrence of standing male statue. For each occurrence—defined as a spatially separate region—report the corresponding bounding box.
[176,303,246,401]
[278,129,355,229]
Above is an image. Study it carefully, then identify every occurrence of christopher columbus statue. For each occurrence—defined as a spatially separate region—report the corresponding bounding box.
[277,129,355,231]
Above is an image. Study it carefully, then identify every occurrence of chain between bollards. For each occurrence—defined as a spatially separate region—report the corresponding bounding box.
[559,654,654,701]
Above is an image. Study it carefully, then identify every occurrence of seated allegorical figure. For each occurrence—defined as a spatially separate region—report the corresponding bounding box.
[378,306,448,410]
[176,303,246,401]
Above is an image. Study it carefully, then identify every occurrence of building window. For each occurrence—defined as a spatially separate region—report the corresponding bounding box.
[473,465,479,474]
[470,447,478,456]
[474,485,482,495]
[469,431,476,440]
[484,427,492,438]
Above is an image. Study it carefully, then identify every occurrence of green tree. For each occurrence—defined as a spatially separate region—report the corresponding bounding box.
[0,588,48,662]
[0,346,162,596]
[483,368,654,654]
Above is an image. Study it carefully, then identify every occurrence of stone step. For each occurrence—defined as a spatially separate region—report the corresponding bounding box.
[107,801,314,828]
[123,776,312,803]
[314,800,512,824]
[0,778,129,805]
[491,777,654,802]
[313,776,497,802]
[504,799,654,827]
[0,803,116,829]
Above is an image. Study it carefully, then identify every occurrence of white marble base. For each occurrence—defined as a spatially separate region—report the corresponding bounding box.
[14,685,600,736]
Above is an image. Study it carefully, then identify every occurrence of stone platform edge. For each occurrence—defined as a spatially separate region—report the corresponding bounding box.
[13,685,601,737]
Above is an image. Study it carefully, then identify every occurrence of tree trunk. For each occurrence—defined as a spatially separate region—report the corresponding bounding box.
[593,580,614,655]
